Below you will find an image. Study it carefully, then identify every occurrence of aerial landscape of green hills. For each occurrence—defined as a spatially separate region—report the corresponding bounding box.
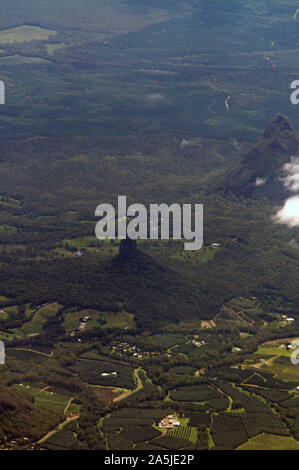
[0,0,299,453]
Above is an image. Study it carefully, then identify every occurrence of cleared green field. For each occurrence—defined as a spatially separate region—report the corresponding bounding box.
[60,237,120,258]
[256,336,299,362]
[12,384,41,397]
[238,433,299,450]
[0,309,9,320]
[67,403,81,415]
[141,241,219,265]
[3,305,19,314]
[60,238,218,266]
[102,311,135,329]
[259,356,299,382]
[12,302,62,337]
[0,25,57,44]
[2,304,35,321]
[257,346,292,358]
[35,391,69,413]
[0,330,14,342]
[169,246,219,264]
[12,384,69,413]
[167,421,198,445]
[63,236,100,248]
[0,55,50,65]
[62,308,101,333]
[0,225,17,234]
[46,43,66,55]
[240,332,252,338]
[0,195,21,208]
[63,307,135,333]
[0,295,11,303]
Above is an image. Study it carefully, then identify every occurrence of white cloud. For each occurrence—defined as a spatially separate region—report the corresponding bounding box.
[273,154,299,227]
[180,139,193,149]
[145,93,167,105]
[255,177,267,186]
[281,155,299,192]
[273,195,299,227]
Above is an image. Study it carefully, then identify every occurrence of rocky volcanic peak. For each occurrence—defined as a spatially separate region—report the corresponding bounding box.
[119,238,138,258]
[263,114,294,140]
[225,115,299,199]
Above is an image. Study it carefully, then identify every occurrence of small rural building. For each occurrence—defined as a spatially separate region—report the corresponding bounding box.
[158,414,180,430]
[211,243,220,249]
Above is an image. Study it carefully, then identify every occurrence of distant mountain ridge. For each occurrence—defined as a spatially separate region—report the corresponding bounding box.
[225,115,299,199]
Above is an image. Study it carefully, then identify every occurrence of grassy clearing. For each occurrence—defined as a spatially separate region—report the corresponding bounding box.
[61,237,220,266]
[238,433,299,450]
[12,302,62,338]
[2,304,35,320]
[0,330,14,342]
[102,311,135,329]
[58,237,120,259]
[165,319,204,332]
[12,384,41,396]
[259,356,299,382]
[256,337,299,360]
[0,309,9,320]
[33,391,69,412]
[0,25,57,44]
[0,55,50,65]
[62,236,100,248]
[62,308,102,333]
[240,332,252,338]
[46,43,66,55]
[257,346,292,358]
[62,307,135,332]
[0,195,21,208]
[141,241,219,265]
[3,305,19,314]
[170,246,219,264]
[0,225,18,234]
[9,347,51,358]
[167,424,197,444]
[168,416,198,445]
[67,402,81,415]
[12,384,70,413]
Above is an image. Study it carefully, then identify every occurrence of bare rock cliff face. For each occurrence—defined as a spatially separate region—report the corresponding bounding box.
[119,238,138,258]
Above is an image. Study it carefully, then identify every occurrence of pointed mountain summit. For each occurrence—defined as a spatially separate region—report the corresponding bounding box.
[119,238,138,259]
[225,115,299,199]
